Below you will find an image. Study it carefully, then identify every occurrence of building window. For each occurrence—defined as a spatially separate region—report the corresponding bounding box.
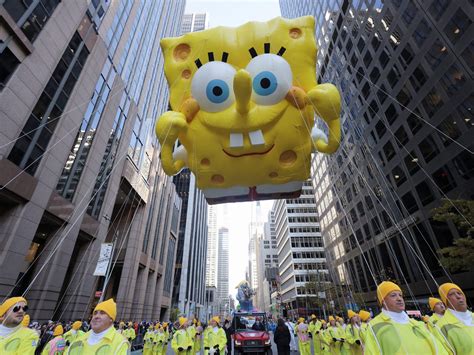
[440,64,466,97]
[383,141,396,161]
[3,0,60,42]
[415,180,436,206]
[428,0,451,20]
[371,217,381,235]
[400,43,414,68]
[380,210,392,228]
[394,126,409,147]
[413,19,431,47]
[444,8,471,44]
[375,120,386,139]
[437,116,461,146]
[432,166,457,193]
[387,66,401,88]
[409,66,428,91]
[392,166,407,187]
[418,135,440,163]
[7,32,90,175]
[56,59,116,201]
[401,192,418,214]
[0,48,21,90]
[407,111,422,134]
[365,195,374,210]
[452,150,474,180]
[404,151,421,175]
[425,38,448,70]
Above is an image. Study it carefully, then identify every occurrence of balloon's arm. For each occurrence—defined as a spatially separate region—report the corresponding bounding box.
[306,83,341,154]
[155,98,199,175]
[155,110,187,175]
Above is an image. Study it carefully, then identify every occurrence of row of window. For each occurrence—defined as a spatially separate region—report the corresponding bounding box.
[289,226,321,234]
[292,251,325,259]
[8,31,90,175]
[290,236,324,249]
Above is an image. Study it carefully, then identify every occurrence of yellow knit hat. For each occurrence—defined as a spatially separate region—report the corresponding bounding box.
[211,316,220,324]
[94,298,117,321]
[298,317,305,324]
[155,323,161,330]
[72,321,82,330]
[359,310,370,322]
[163,322,168,328]
[377,281,402,304]
[429,297,443,311]
[328,316,335,322]
[347,310,356,319]
[321,320,326,325]
[0,297,27,317]
[179,317,188,326]
[53,325,64,336]
[21,314,30,327]
[438,283,464,306]
[311,314,316,319]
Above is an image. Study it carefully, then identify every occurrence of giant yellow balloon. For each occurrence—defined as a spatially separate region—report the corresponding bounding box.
[156,16,341,204]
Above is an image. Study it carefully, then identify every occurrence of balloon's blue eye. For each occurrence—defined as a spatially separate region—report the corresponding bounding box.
[206,79,229,104]
[253,71,277,96]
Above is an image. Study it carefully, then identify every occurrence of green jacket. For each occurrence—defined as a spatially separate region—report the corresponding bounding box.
[363,312,449,355]
[66,326,129,355]
[437,309,474,355]
[0,327,39,355]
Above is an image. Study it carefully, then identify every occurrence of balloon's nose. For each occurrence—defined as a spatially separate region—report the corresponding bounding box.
[234,69,252,114]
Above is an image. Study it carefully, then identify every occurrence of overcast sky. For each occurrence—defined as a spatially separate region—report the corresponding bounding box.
[185,0,281,298]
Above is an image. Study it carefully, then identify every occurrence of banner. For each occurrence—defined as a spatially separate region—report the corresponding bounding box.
[93,243,113,276]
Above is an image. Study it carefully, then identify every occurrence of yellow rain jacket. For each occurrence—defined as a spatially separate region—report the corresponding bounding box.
[363,312,449,355]
[63,329,84,346]
[153,331,166,355]
[143,329,155,355]
[122,328,135,342]
[309,320,325,354]
[0,326,39,354]
[296,325,311,355]
[172,329,192,354]
[437,308,474,355]
[325,325,346,354]
[66,326,129,355]
[345,324,362,355]
[203,327,226,355]
[187,325,196,353]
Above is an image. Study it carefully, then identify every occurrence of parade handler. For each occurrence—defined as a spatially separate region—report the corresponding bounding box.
[364,281,450,354]
[0,297,39,354]
[437,282,474,354]
[66,298,129,354]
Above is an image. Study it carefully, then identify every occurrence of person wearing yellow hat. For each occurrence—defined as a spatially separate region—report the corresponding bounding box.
[63,320,84,349]
[186,317,197,354]
[123,321,136,343]
[41,324,67,355]
[154,323,167,355]
[345,310,362,355]
[295,321,311,355]
[0,296,39,354]
[203,316,226,355]
[66,298,129,354]
[324,315,345,354]
[172,317,193,354]
[194,322,204,355]
[143,323,155,355]
[336,316,346,330]
[363,281,450,354]
[162,321,170,343]
[436,282,474,354]
[308,314,324,354]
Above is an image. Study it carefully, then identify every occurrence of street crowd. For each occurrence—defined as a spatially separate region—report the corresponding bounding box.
[0,281,472,354]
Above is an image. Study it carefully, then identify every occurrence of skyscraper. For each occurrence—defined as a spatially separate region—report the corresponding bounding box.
[271,181,329,318]
[171,12,210,318]
[206,205,218,288]
[217,226,230,317]
[280,0,473,307]
[0,0,185,321]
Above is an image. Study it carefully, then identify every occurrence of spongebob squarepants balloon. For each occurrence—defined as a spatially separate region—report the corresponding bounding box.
[156,16,341,204]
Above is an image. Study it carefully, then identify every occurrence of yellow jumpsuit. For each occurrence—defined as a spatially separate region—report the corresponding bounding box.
[363,312,450,355]
[172,329,193,354]
[143,329,155,355]
[296,325,311,355]
[0,326,39,354]
[309,320,324,354]
[345,324,362,355]
[203,327,226,355]
[436,309,474,355]
[66,327,129,355]
[153,331,167,355]
[325,325,346,354]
